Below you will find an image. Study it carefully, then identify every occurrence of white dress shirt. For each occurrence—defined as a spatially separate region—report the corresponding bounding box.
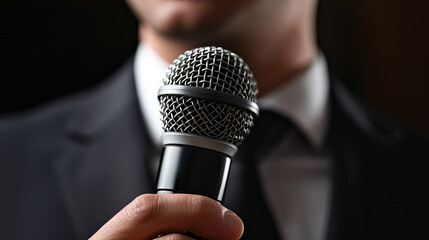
[134,44,332,240]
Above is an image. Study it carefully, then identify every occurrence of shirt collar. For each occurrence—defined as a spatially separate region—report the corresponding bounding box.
[134,43,329,148]
[258,54,330,147]
[134,44,168,147]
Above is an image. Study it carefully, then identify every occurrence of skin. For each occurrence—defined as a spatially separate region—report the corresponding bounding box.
[90,194,243,240]
[92,0,318,239]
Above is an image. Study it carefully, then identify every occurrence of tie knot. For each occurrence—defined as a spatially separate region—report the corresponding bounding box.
[237,109,292,163]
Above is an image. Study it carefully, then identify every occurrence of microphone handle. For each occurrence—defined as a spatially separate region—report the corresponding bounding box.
[156,145,232,239]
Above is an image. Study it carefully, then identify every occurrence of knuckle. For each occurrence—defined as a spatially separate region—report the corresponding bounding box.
[188,195,216,218]
[125,194,160,222]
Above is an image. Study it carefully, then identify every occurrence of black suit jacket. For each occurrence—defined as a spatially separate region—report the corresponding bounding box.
[1,59,428,239]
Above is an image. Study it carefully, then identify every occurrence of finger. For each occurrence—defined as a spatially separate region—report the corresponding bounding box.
[154,233,196,240]
[89,194,243,240]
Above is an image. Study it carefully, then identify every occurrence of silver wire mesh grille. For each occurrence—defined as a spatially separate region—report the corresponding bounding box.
[164,46,258,102]
[160,47,258,146]
[160,96,254,145]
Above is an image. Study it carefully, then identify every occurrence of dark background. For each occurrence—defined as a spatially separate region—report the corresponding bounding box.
[0,0,138,111]
[1,0,428,132]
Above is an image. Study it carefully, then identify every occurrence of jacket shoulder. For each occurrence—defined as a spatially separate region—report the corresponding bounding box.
[330,79,429,156]
[0,59,134,136]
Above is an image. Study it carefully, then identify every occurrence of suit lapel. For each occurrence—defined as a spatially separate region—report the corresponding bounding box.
[326,79,429,240]
[325,79,381,240]
[53,59,156,239]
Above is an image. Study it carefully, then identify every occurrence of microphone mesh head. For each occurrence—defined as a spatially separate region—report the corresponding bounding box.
[159,46,258,146]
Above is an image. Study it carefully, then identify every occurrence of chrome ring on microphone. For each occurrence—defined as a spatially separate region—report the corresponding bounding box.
[158,85,259,117]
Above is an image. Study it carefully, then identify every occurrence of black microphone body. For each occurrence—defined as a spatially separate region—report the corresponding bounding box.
[157,145,231,202]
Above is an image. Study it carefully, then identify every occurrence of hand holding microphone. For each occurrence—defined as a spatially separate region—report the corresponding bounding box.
[90,47,257,240]
[89,194,243,240]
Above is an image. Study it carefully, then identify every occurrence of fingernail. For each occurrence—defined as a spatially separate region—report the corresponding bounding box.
[222,208,244,239]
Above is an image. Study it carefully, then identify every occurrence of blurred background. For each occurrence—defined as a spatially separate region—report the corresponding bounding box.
[1,0,428,132]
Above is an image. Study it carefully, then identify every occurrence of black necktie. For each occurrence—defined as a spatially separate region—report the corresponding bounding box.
[224,110,293,240]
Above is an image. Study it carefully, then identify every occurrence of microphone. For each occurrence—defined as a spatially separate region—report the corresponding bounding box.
[156,46,259,203]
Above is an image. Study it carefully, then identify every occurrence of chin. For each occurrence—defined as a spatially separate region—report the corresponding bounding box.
[142,0,245,38]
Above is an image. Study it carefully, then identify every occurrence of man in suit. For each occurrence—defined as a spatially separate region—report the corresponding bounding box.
[1,0,428,239]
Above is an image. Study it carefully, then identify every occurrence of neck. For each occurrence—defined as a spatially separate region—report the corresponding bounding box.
[139,7,317,97]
